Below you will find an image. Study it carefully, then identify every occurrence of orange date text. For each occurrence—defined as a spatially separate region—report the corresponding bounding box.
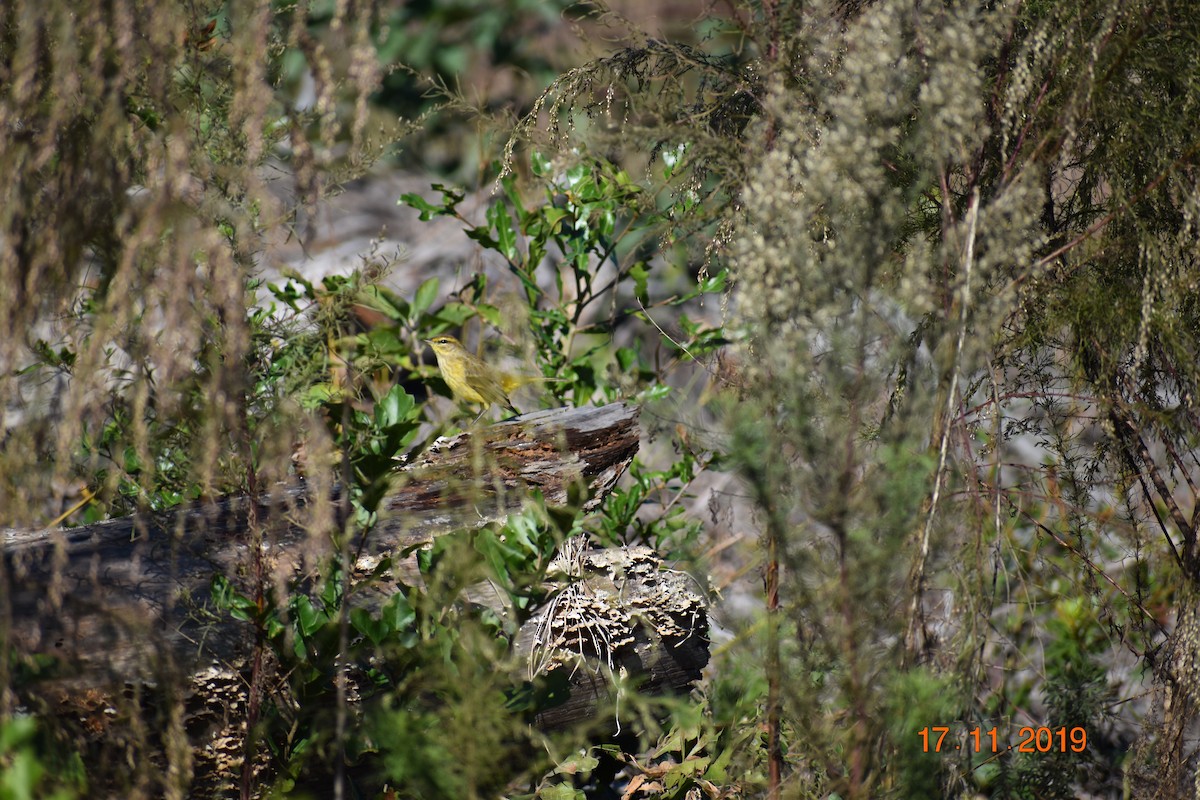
[918,726,1087,754]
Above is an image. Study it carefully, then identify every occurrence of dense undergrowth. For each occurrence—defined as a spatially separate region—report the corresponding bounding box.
[3,0,1200,797]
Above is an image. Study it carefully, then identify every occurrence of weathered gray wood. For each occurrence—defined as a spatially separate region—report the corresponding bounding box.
[514,540,711,731]
[1,402,641,681]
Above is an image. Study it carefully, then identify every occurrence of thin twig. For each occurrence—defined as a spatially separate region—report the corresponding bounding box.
[1109,404,1195,572]
[906,188,980,658]
[1004,499,1168,639]
[1030,140,1200,272]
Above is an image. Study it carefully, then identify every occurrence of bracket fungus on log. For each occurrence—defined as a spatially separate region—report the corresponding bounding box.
[516,536,711,731]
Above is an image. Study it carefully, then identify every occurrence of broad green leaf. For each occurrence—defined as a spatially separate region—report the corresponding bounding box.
[487,202,519,261]
[376,385,416,428]
[476,303,502,328]
[413,277,439,317]
[398,193,442,220]
[351,607,387,645]
[630,262,650,303]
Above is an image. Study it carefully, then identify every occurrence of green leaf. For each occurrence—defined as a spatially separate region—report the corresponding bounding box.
[564,162,589,188]
[382,592,417,643]
[661,142,688,179]
[122,446,144,473]
[362,326,409,356]
[541,206,570,235]
[399,184,464,220]
[488,202,520,261]
[351,607,387,645]
[476,303,502,328]
[615,347,639,372]
[540,783,586,800]
[416,545,435,574]
[555,751,599,775]
[638,384,671,402]
[400,193,442,220]
[698,268,727,294]
[465,225,499,250]
[430,302,474,327]
[264,615,285,640]
[413,277,439,317]
[300,383,346,410]
[4,751,46,797]
[630,262,650,304]
[211,575,258,623]
[376,385,417,428]
[0,715,37,751]
[293,595,326,638]
[500,174,529,226]
[705,741,736,783]
[355,285,409,321]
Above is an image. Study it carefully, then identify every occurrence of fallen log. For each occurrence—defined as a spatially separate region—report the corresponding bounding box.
[1,402,643,680]
[1,401,711,795]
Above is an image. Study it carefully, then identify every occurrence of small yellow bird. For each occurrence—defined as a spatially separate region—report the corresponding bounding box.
[426,335,542,421]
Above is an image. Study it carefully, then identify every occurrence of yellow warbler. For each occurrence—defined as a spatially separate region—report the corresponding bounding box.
[426,335,544,420]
